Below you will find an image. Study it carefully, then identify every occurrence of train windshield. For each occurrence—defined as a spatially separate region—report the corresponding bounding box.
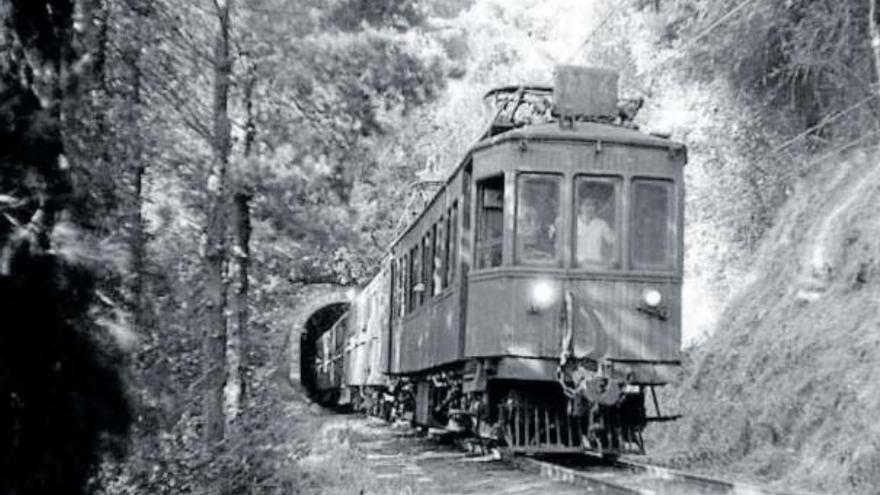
[574,176,620,268]
[631,178,675,270]
[515,174,561,265]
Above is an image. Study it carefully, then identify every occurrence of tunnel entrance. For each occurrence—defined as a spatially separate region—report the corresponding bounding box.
[299,301,349,403]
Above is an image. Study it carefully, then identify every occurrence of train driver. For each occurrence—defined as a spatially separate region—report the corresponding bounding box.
[518,204,557,261]
[576,195,616,266]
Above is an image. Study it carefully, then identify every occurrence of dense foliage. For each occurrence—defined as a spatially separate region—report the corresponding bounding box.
[650,0,880,251]
[0,1,131,493]
[87,0,453,493]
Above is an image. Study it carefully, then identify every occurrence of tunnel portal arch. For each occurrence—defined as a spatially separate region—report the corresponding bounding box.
[291,287,352,401]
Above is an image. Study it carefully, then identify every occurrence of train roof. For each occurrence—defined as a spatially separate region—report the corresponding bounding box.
[473,121,684,152]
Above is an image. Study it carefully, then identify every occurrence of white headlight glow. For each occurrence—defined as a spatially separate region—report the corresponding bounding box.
[531,281,556,310]
[642,288,662,307]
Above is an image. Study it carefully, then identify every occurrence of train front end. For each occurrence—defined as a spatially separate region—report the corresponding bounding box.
[463,67,686,455]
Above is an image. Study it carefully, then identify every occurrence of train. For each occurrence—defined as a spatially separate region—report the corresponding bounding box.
[302,66,686,456]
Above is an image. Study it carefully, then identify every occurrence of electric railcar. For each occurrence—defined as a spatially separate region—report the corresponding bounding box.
[310,66,685,456]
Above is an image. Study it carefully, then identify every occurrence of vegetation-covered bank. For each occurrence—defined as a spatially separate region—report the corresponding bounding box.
[633,1,880,493]
[650,154,880,494]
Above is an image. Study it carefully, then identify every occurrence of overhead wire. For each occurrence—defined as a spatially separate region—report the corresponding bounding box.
[563,2,625,64]
[804,129,880,168]
[637,0,880,162]
[678,0,757,53]
[685,0,879,160]
[768,94,879,155]
[561,0,880,192]
[642,0,759,73]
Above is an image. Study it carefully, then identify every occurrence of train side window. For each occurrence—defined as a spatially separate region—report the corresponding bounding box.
[462,166,471,230]
[476,176,504,269]
[392,259,399,320]
[423,232,433,300]
[434,221,445,294]
[363,294,371,332]
[412,244,423,308]
[631,178,675,270]
[574,176,620,268]
[401,255,409,316]
[407,249,416,312]
[516,174,561,265]
[448,202,458,283]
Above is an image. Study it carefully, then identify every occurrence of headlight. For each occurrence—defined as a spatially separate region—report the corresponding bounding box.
[642,288,662,307]
[530,280,556,311]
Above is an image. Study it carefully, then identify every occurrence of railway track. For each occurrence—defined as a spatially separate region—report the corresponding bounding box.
[353,417,812,494]
[511,455,808,495]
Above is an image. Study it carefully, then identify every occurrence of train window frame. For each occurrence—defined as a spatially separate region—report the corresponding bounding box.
[363,292,371,332]
[447,201,458,285]
[403,254,410,315]
[401,254,409,315]
[423,231,434,301]
[434,220,445,295]
[629,177,676,272]
[475,175,505,270]
[407,248,417,312]
[462,165,472,231]
[391,258,401,321]
[572,174,623,270]
[412,243,423,308]
[515,172,563,266]
[443,210,451,288]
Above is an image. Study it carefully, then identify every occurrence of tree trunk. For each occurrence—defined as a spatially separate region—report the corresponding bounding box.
[83,0,112,169]
[871,1,880,104]
[235,62,256,407]
[203,0,233,443]
[233,192,251,404]
[122,1,148,339]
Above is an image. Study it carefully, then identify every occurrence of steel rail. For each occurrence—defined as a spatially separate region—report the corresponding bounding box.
[614,457,809,495]
[510,457,639,495]
[393,418,820,494]
[511,456,816,495]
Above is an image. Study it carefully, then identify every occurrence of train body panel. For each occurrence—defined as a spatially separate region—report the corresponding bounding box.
[394,290,461,374]
[367,267,391,385]
[465,273,680,383]
[460,137,683,381]
[386,132,684,377]
[389,167,467,375]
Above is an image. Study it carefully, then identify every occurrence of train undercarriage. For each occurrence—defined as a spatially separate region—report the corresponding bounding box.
[347,357,677,457]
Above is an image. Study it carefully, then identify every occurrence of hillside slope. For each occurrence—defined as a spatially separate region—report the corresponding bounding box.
[650,152,880,494]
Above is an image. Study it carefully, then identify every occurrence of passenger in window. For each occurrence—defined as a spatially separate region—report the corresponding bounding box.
[518,204,557,261]
[433,254,443,295]
[576,197,615,266]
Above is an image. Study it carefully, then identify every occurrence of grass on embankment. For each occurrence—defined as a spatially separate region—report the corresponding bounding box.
[647,151,880,494]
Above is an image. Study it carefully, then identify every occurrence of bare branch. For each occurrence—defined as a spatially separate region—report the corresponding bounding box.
[287,273,348,286]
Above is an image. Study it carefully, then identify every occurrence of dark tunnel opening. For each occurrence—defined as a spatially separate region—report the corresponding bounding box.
[299,302,349,404]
